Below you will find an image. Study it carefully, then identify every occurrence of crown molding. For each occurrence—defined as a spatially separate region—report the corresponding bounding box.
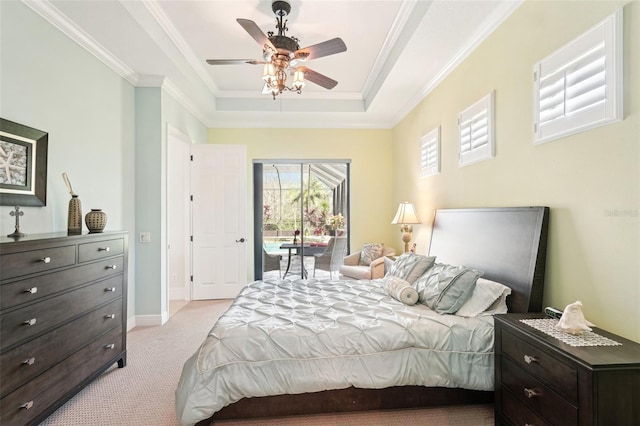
[390,0,524,127]
[21,0,139,85]
[362,0,431,110]
[136,0,221,95]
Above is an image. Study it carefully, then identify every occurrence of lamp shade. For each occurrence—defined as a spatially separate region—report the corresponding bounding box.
[391,202,421,225]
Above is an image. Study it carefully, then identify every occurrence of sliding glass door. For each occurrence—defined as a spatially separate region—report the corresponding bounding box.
[254,160,350,280]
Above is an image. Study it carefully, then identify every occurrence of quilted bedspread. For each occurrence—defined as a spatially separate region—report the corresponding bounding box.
[175,278,495,425]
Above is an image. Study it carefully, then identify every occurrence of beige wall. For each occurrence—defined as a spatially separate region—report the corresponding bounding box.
[208,128,397,278]
[392,0,639,341]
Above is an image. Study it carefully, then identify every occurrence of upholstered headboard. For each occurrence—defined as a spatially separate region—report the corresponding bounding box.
[428,207,549,313]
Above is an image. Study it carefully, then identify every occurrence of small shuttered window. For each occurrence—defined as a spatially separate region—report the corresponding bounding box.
[420,127,440,177]
[458,91,494,167]
[533,9,623,144]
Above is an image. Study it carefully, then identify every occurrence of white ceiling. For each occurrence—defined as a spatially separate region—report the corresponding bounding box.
[25,0,522,128]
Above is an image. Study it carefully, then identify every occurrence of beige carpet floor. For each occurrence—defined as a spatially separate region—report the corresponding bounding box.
[40,300,494,426]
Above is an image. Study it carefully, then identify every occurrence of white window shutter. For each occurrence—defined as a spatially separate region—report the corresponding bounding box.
[534,9,623,144]
[420,127,440,177]
[458,91,495,167]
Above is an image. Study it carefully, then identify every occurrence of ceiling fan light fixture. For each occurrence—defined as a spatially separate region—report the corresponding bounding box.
[206,0,346,99]
[293,69,305,91]
[262,63,276,81]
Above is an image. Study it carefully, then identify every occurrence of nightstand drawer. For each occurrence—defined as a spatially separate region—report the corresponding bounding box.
[501,386,551,426]
[502,357,577,426]
[502,329,577,403]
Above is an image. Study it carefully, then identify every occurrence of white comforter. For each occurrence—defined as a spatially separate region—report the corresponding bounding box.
[175,278,495,425]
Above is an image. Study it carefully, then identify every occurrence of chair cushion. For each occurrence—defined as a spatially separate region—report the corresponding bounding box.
[359,243,384,266]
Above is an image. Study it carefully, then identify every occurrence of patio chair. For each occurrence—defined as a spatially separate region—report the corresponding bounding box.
[313,237,348,279]
[263,247,282,277]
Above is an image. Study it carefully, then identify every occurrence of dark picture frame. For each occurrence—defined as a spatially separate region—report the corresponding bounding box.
[0,118,48,206]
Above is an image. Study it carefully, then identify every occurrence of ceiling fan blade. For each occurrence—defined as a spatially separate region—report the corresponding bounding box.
[237,18,277,54]
[295,38,347,61]
[206,59,265,65]
[296,66,338,90]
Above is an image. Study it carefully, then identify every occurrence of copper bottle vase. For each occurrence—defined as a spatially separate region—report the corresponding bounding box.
[67,195,82,234]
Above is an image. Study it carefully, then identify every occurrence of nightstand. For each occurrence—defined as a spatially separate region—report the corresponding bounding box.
[494,313,640,425]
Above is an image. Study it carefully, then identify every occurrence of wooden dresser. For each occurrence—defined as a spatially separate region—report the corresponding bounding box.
[0,231,128,425]
[495,313,640,425]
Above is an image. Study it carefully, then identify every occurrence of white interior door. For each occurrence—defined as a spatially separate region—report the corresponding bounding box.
[191,144,247,300]
[167,126,191,303]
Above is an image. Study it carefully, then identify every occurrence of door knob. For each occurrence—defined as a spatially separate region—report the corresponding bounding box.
[236,238,246,243]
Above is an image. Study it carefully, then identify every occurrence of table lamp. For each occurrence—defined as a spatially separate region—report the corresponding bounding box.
[391,202,421,253]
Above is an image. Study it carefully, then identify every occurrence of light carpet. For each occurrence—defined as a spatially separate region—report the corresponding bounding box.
[40,300,494,426]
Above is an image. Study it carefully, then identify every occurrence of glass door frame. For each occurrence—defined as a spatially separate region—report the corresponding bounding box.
[253,159,351,280]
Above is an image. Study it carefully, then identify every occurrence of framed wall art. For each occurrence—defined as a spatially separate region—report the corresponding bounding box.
[0,118,48,206]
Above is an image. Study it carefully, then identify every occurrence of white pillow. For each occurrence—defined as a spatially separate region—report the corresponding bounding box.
[381,276,419,305]
[455,278,511,317]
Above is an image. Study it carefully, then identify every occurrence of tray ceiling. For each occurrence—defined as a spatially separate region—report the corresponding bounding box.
[27,0,522,128]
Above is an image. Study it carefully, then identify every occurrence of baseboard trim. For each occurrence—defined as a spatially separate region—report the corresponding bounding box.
[126,316,136,331]
[134,311,169,327]
[169,286,186,300]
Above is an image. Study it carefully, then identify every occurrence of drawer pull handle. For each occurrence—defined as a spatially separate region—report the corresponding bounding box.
[99,246,111,252]
[105,287,116,292]
[19,401,34,410]
[106,264,117,270]
[22,357,36,366]
[104,314,116,319]
[24,287,38,294]
[524,354,538,364]
[23,318,37,326]
[41,257,51,264]
[524,387,541,399]
[104,343,115,350]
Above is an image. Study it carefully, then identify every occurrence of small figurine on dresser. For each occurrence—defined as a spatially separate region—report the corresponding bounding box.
[556,300,595,334]
[7,205,25,238]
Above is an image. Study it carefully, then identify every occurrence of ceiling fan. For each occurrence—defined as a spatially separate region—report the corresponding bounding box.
[206,0,347,99]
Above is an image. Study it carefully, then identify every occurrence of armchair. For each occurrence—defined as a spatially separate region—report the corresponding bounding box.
[339,245,396,280]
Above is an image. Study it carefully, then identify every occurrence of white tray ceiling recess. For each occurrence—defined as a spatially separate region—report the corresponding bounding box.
[30,0,522,128]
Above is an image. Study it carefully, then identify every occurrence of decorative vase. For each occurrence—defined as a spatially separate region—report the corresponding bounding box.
[68,195,82,234]
[85,209,107,233]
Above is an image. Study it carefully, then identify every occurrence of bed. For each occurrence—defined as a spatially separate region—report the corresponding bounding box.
[176,206,549,425]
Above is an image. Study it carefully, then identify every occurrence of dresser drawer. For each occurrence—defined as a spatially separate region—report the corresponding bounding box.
[78,238,124,263]
[0,245,76,280]
[0,298,122,398]
[502,329,577,403]
[502,357,577,426]
[0,275,123,350]
[0,326,123,426]
[501,386,551,426]
[1,257,124,311]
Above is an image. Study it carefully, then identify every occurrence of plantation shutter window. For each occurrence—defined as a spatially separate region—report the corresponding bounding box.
[420,127,440,177]
[458,91,494,167]
[533,9,623,144]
